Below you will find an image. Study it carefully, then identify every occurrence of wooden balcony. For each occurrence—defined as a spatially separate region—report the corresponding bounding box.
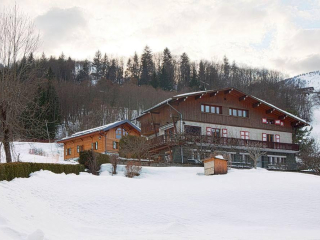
[148,134,299,152]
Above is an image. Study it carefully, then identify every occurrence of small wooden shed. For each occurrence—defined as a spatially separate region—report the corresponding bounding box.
[203,155,228,175]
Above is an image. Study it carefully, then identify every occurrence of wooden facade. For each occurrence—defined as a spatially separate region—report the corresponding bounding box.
[57,120,140,160]
[136,88,308,168]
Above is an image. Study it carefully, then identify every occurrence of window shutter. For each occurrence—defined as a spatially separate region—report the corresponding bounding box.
[206,127,212,136]
[222,129,228,137]
[275,120,281,125]
[275,134,280,142]
[280,121,284,126]
[262,133,267,141]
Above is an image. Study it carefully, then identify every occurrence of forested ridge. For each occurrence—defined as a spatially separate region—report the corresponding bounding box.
[13,46,313,139]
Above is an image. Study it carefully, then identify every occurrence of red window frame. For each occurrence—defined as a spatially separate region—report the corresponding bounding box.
[240,131,249,139]
[262,118,267,123]
[262,133,267,141]
[222,129,228,137]
[206,127,212,136]
[275,120,281,125]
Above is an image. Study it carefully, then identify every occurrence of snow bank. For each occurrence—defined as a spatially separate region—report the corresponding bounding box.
[0,166,320,239]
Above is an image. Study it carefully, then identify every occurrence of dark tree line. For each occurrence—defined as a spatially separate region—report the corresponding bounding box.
[10,45,313,140]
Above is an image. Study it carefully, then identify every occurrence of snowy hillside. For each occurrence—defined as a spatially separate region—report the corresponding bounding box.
[0,166,320,239]
[287,71,320,138]
[0,142,65,164]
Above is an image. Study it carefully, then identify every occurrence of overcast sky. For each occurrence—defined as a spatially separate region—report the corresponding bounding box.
[2,0,320,77]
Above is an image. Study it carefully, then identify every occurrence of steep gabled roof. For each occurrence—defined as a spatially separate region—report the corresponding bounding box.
[135,87,308,126]
[58,120,140,143]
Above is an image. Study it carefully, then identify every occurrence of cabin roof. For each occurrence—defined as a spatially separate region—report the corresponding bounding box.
[135,87,308,126]
[58,120,140,142]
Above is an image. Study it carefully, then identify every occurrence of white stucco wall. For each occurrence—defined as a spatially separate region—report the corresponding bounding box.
[172,120,292,144]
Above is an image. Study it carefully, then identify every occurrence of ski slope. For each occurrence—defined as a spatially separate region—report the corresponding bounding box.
[0,166,320,240]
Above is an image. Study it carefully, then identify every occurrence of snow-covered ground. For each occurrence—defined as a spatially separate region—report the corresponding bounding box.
[0,165,319,240]
[0,142,65,164]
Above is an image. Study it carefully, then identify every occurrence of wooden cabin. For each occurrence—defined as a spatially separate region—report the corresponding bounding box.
[57,120,140,160]
[135,88,308,170]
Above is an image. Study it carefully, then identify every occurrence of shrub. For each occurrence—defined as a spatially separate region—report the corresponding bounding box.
[0,162,85,181]
[125,161,142,178]
[79,150,110,175]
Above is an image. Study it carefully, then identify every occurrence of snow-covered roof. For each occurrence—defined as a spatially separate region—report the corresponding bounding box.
[58,120,140,142]
[135,88,308,125]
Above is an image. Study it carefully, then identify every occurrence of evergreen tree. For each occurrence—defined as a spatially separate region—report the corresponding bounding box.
[198,60,206,89]
[92,50,102,79]
[108,59,117,82]
[223,56,230,84]
[190,63,199,89]
[102,53,109,79]
[150,71,159,88]
[159,47,174,90]
[132,52,140,80]
[179,52,191,89]
[140,46,154,85]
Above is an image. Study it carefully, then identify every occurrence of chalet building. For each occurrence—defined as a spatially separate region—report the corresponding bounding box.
[135,88,308,170]
[58,120,140,160]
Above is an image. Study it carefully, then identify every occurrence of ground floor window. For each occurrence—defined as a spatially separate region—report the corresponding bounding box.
[184,125,201,135]
[66,148,72,156]
[113,141,119,149]
[268,156,286,165]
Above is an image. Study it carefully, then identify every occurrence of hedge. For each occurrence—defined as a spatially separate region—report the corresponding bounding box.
[0,162,85,182]
[79,150,110,170]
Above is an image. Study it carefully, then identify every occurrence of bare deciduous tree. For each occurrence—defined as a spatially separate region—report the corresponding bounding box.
[0,5,40,162]
[119,135,150,161]
[109,154,119,175]
[246,142,266,169]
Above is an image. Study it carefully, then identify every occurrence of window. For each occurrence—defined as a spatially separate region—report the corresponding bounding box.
[222,129,228,137]
[116,128,122,139]
[113,141,119,149]
[240,131,249,139]
[185,125,201,135]
[201,104,222,114]
[275,134,280,143]
[262,118,284,126]
[77,145,83,153]
[66,148,72,155]
[212,128,221,137]
[229,108,248,117]
[95,141,98,150]
[263,133,275,142]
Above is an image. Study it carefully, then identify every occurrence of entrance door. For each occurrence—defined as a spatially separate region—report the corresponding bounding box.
[267,134,274,142]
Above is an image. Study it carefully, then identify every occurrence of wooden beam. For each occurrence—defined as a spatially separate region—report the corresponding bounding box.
[252,102,261,108]
[150,111,160,114]
[279,115,287,120]
[266,108,275,114]
[195,94,204,100]
[210,91,218,97]
[239,95,247,101]
[224,89,233,94]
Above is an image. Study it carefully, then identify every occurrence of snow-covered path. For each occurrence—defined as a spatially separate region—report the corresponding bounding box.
[0,166,320,240]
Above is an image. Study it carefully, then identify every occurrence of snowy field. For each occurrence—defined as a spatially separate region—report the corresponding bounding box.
[0,165,320,240]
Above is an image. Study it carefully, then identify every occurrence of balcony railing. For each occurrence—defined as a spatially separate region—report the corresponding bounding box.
[148,134,299,151]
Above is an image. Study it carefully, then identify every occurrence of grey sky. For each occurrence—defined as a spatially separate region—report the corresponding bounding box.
[2,0,320,76]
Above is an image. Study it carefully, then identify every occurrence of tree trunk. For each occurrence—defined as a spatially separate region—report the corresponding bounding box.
[1,108,12,163]
[3,135,12,163]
